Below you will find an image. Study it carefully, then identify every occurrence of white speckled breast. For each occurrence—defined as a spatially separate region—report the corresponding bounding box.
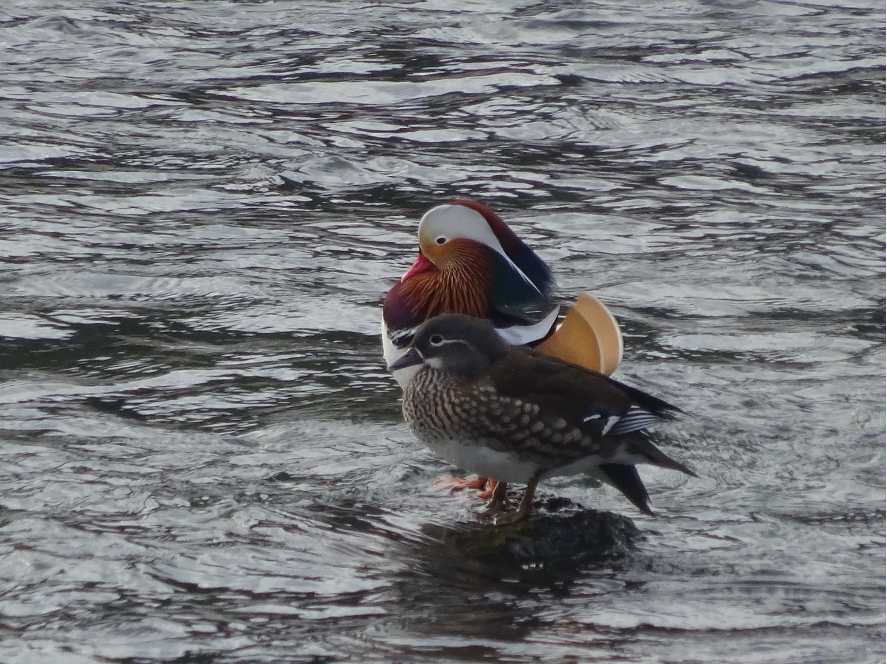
[402,367,605,484]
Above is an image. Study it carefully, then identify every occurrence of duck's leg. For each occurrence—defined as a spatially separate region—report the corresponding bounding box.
[492,473,540,526]
[482,480,509,517]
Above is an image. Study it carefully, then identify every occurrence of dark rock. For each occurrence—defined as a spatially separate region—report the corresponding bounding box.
[424,494,641,575]
[85,396,147,421]
[268,471,297,482]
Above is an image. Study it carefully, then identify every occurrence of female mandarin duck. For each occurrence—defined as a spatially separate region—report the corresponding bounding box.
[383,200,658,514]
[389,314,695,524]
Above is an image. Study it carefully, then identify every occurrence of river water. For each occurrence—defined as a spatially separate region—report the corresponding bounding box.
[0,1,883,662]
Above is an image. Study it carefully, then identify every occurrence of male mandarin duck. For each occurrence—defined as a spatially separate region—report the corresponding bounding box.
[383,199,559,388]
[389,314,695,524]
[383,200,660,514]
[383,200,623,384]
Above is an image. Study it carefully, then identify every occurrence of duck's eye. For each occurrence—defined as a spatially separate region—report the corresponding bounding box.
[435,236,446,245]
[429,334,444,346]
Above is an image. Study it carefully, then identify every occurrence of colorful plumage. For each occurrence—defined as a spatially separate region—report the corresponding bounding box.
[383,200,643,508]
[383,200,558,388]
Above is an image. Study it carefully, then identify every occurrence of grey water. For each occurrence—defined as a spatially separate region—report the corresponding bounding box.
[0,1,883,662]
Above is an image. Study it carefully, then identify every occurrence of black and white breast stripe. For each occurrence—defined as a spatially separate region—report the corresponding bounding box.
[389,326,418,349]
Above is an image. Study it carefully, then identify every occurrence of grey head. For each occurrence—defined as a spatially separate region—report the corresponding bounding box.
[387,314,509,379]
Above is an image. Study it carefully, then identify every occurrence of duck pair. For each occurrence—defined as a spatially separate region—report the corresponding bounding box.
[382,201,694,524]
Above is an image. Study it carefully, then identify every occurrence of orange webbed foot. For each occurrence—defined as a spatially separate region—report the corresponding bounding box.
[434,475,494,498]
[476,480,498,500]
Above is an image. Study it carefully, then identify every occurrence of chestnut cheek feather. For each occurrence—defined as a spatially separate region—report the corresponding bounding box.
[397,242,494,320]
[401,252,435,282]
[446,200,553,297]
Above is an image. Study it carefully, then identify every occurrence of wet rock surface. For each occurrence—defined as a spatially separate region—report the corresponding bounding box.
[425,495,642,573]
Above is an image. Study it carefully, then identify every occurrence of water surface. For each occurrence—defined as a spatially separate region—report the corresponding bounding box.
[0,1,883,662]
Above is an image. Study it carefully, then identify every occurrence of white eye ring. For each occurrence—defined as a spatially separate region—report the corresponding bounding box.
[435,236,447,245]
[429,334,444,346]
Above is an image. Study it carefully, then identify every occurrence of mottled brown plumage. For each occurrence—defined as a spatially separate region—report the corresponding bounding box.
[391,314,695,524]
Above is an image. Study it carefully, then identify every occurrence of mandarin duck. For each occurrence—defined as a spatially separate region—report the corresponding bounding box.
[389,314,695,524]
[383,200,650,506]
[383,200,623,388]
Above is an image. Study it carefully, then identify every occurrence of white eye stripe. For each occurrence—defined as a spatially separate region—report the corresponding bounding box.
[432,338,467,347]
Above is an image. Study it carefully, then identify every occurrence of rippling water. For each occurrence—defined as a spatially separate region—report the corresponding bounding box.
[0,1,883,662]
